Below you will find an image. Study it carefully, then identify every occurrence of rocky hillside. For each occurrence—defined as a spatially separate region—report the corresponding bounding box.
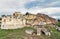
[24,12,58,25]
[36,13,58,25]
[1,12,58,25]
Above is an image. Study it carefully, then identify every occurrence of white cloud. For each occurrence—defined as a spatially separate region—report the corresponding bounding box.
[0,0,59,14]
[27,6,42,14]
[27,7,60,14]
[0,0,36,13]
[39,7,60,14]
[36,0,45,2]
[51,16,60,19]
[0,0,45,9]
[0,0,45,14]
[45,1,59,7]
[26,7,60,19]
[0,0,60,19]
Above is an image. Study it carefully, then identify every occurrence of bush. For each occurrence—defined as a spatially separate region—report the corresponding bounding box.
[57,22,60,27]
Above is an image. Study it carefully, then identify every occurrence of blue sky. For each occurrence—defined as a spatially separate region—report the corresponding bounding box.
[0,0,60,19]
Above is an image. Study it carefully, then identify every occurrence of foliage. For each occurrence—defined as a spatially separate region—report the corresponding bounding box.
[57,22,60,27]
[0,18,2,20]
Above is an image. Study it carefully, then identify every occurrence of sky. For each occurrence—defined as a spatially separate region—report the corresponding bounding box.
[0,0,60,19]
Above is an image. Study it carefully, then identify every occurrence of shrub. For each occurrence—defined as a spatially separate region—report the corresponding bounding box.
[57,22,60,27]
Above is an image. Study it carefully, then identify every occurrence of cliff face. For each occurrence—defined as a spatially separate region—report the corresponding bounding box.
[36,13,58,25]
[13,12,58,25]
[24,13,58,25]
[1,12,58,29]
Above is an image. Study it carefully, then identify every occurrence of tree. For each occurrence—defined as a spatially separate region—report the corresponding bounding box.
[1,15,6,17]
[25,12,30,15]
[58,19,60,22]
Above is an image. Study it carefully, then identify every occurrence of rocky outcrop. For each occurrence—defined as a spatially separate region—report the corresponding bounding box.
[1,12,58,29]
[13,12,57,25]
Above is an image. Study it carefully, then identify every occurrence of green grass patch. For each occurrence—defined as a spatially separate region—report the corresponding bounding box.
[0,27,35,39]
[0,26,60,39]
[45,26,60,39]
[57,22,60,27]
